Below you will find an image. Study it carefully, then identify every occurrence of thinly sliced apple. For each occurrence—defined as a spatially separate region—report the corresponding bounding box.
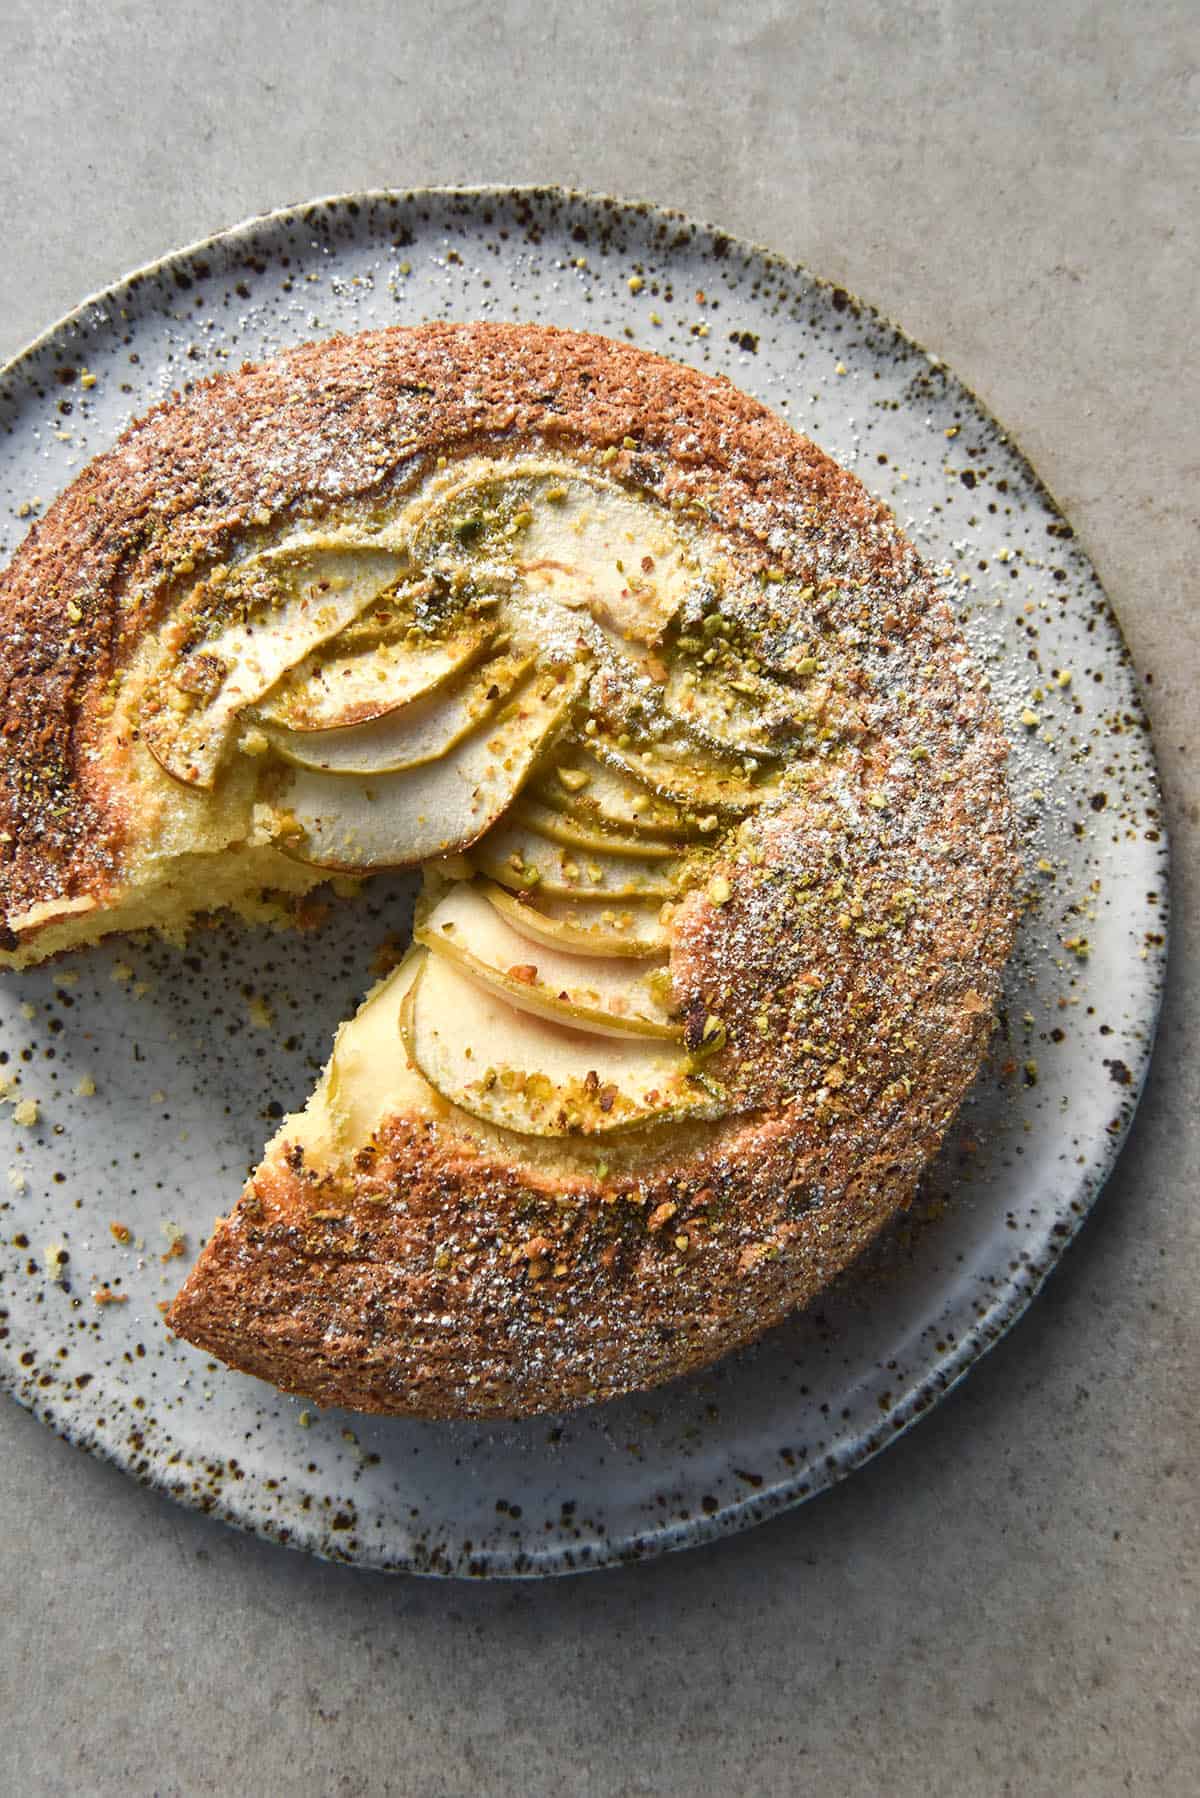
[467,817,683,900]
[415,881,679,1038]
[510,798,679,860]
[664,661,803,758]
[142,545,410,788]
[402,951,716,1137]
[317,948,440,1148]
[264,664,582,870]
[482,882,672,960]
[531,750,709,840]
[257,609,494,732]
[262,651,534,774]
[591,728,772,813]
[405,456,697,648]
[515,474,695,645]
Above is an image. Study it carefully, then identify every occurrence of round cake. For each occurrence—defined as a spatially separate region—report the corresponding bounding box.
[0,322,1018,1417]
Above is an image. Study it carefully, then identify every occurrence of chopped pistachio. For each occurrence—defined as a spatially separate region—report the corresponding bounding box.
[691,1016,727,1061]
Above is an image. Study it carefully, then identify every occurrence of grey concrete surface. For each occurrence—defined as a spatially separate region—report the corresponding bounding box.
[0,1,1196,1793]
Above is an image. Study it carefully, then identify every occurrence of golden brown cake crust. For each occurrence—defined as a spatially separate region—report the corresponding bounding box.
[0,322,1019,1414]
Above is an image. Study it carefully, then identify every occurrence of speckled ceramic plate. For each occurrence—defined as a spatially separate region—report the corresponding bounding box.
[0,187,1167,1575]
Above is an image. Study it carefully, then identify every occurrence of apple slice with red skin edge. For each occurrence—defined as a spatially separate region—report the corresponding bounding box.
[415,880,679,1039]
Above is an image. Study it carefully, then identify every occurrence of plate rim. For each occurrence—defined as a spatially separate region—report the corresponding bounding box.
[0,182,1171,1577]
